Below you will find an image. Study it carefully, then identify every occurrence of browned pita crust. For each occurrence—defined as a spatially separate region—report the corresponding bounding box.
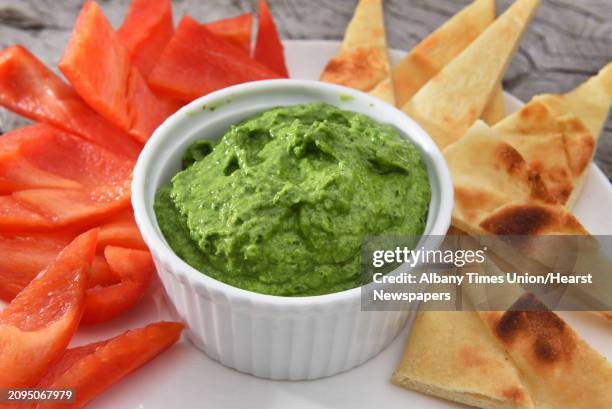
[443,121,555,231]
[478,203,588,235]
[493,97,590,206]
[491,61,612,210]
[542,64,611,208]
[320,0,392,92]
[321,47,388,91]
[479,293,612,409]
[443,120,590,237]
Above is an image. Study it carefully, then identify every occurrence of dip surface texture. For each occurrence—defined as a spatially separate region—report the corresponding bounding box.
[154,103,430,296]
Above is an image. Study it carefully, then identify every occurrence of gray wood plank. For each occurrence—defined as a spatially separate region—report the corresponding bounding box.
[0,0,610,178]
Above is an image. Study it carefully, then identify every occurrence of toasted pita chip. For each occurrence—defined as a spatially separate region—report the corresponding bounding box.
[392,310,535,409]
[493,98,581,205]
[560,113,596,185]
[492,64,612,209]
[563,62,612,139]
[443,120,589,236]
[320,0,393,97]
[368,0,505,118]
[443,121,552,230]
[479,293,612,409]
[402,0,540,149]
[371,0,495,107]
[557,64,611,207]
[505,94,594,209]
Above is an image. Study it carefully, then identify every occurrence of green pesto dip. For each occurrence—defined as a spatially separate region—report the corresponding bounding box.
[154,102,430,296]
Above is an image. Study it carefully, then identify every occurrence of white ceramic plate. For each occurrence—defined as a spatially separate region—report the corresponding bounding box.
[8,40,612,409]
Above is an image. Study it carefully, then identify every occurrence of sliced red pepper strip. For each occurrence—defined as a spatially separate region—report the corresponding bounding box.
[60,1,176,143]
[12,189,131,231]
[82,246,153,325]
[17,127,133,194]
[254,0,289,77]
[0,242,152,326]
[0,230,73,301]
[0,195,55,231]
[0,124,80,194]
[0,157,80,195]
[117,0,174,77]
[205,13,253,53]
[0,208,146,301]
[0,124,133,232]
[29,322,183,409]
[0,45,140,158]
[97,208,147,251]
[149,15,280,102]
[0,229,97,388]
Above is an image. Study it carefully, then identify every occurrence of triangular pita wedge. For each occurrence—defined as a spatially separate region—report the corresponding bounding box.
[479,293,612,409]
[563,62,612,139]
[492,65,612,209]
[320,0,394,102]
[443,121,552,230]
[402,0,540,149]
[443,120,588,235]
[368,0,506,120]
[392,309,535,409]
[493,97,583,206]
[557,64,612,206]
[372,0,495,107]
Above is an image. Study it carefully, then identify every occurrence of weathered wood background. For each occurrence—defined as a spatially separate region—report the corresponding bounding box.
[0,0,610,179]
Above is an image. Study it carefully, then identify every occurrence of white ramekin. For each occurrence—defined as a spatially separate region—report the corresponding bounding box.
[132,79,453,380]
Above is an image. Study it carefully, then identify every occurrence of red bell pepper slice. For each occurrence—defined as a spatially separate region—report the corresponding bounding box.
[149,15,280,102]
[0,124,133,232]
[0,229,97,388]
[60,1,176,143]
[0,128,80,194]
[30,322,183,409]
[254,0,289,77]
[0,46,140,158]
[118,0,174,77]
[0,242,152,326]
[82,246,154,325]
[0,230,72,301]
[97,208,148,251]
[205,13,253,53]
[0,208,146,302]
[0,196,51,232]
[9,125,133,195]
[0,206,151,325]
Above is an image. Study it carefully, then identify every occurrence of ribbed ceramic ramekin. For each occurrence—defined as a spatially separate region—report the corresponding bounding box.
[132,79,453,380]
